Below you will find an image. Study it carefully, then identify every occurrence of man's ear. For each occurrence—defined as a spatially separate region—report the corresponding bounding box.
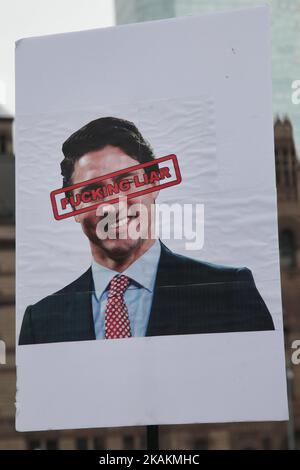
[74,214,81,223]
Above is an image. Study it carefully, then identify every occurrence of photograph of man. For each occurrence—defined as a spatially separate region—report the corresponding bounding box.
[19,117,274,345]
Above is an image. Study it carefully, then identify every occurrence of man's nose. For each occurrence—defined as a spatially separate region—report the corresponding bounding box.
[96,203,117,220]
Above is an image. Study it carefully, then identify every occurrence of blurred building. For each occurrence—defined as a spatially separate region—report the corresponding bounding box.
[113,2,300,448]
[275,117,300,450]
[1,1,299,450]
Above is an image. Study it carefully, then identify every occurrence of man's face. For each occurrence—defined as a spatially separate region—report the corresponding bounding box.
[71,145,157,259]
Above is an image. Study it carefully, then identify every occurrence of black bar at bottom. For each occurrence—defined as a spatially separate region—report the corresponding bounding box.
[146,425,159,450]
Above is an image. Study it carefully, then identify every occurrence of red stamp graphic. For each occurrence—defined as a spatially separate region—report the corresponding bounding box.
[50,154,181,220]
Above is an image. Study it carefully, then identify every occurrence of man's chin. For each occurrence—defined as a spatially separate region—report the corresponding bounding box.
[97,238,141,259]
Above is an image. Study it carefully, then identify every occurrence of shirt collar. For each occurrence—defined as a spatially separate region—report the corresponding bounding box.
[91,240,161,300]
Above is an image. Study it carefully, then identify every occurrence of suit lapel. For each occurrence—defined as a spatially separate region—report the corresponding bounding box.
[66,268,96,341]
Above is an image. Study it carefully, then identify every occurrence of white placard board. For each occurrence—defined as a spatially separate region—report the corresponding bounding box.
[15,6,288,431]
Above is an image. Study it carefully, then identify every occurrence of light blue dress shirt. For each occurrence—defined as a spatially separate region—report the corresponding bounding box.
[91,240,161,339]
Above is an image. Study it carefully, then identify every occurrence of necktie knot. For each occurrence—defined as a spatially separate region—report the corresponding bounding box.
[108,274,130,298]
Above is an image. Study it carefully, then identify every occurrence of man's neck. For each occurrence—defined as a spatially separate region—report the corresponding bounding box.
[90,238,156,272]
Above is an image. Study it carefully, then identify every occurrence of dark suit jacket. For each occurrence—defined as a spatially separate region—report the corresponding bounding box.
[19,243,274,345]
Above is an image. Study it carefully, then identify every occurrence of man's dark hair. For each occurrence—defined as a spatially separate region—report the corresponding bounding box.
[61,116,158,190]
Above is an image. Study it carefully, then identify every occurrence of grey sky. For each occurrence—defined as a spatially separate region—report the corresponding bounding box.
[0,0,115,114]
